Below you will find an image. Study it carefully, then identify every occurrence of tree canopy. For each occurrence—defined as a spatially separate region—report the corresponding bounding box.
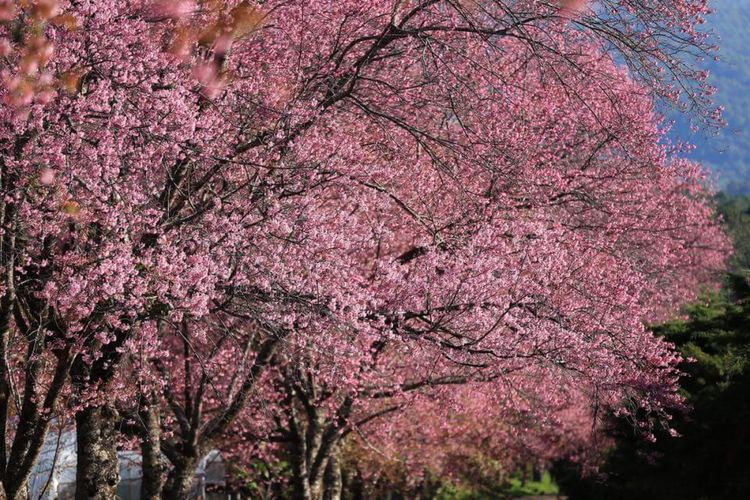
[0,1,731,499]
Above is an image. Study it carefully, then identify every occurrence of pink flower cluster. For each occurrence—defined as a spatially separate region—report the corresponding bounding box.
[0,0,729,495]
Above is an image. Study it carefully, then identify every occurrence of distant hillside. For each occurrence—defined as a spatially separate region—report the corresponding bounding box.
[672,1,750,194]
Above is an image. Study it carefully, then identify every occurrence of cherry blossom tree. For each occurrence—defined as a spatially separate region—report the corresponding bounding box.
[0,1,730,499]
[341,380,602,498]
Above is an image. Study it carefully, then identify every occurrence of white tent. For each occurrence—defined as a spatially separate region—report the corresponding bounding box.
[28,428,77,499]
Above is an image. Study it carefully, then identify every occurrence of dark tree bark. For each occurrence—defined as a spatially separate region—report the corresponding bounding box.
[348,468,366,500]
[162,454,199,500]
[75,404,120,500]
[291,438,314,500]
[323,448,343,500]
[2,330,73,500]
[140,401,167,500]
[285,371,351,500]
[72,328,129,500]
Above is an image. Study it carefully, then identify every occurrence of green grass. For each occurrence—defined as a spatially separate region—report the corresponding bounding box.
[435,470,559,499]
[506,471,559,496]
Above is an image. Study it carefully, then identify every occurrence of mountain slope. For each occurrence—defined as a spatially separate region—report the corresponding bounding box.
[673,1,750,194]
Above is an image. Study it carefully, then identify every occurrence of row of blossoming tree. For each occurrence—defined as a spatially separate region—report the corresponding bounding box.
[0,0,731,499]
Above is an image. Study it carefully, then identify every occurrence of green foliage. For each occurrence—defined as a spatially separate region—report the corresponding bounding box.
[230,458,293,499]
[556,285,750,499]
[716,193,750,271]
[434,470,558,500]
[553,195,750,499]
[505,471,559,497]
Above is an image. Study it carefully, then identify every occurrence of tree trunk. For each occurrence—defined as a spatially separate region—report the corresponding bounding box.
[291,448,340,500]
[349,468,365,500]
[75,404,120,500]
[140,403,166,500]
[71,326,129,500]
[1,480,27,500]
[291,448,313,500]
[162,456,198,500]
[323,449,342,500]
